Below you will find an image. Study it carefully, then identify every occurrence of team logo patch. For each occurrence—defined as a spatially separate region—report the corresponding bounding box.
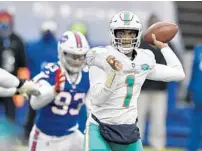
[141,64,149,71]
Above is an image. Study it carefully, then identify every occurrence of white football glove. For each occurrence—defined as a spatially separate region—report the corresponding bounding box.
[17,80,41,96]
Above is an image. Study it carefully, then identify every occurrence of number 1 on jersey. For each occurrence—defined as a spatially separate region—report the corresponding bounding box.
[123,75,135,107]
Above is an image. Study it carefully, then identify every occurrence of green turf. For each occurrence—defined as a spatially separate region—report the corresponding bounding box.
[144,147,182,151]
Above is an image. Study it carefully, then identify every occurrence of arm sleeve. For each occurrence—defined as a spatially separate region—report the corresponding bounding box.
[0,87,17,97]
[30,79,55,110]
[0,68,20,88]
[147,46,185,82]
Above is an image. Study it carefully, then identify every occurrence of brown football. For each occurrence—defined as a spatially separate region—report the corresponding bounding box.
[143,22,178,44]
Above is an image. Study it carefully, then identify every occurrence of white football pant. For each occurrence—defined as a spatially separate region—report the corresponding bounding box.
[29,125,84,151]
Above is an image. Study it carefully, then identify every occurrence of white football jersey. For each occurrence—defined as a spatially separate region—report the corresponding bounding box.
[86,45,184,125]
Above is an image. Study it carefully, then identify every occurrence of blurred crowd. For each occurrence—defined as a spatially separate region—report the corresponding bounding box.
[0,1,201,151]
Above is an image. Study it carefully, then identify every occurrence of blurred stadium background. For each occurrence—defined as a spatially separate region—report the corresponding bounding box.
[0,1,202,151]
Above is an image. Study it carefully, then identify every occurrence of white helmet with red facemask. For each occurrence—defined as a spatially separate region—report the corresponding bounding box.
[58,31,90,73]
[109,11,143,54]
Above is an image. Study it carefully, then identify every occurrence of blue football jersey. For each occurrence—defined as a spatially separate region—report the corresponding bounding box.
[34,62,89,136]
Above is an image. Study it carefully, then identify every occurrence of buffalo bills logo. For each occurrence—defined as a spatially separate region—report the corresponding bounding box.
[59,35,69,43]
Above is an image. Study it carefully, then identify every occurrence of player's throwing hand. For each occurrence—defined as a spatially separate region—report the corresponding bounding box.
[151,34,167,49]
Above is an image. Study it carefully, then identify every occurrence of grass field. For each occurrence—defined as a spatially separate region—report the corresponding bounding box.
[15,146,183,151]
[144,147,182,151]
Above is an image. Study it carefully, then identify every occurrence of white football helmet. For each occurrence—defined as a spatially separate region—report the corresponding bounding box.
[58,31,90,73]
[109,11,143,54]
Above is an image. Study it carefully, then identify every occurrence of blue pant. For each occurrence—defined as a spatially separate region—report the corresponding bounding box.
[187,107,202,151]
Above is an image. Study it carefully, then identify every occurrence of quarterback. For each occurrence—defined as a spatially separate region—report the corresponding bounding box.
[84,11,185,151]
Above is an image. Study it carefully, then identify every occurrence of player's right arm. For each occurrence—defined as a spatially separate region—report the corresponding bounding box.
[146,46,185,82]
[30,63,59,110]
[146,34,185,82]
[86,48,123,105]
[30,78,55,110]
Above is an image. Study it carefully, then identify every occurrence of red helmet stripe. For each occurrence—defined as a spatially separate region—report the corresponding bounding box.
[74,32,82,48]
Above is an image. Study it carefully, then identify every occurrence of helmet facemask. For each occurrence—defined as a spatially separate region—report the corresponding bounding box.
[109,11,143,54]
[111,29,140,54]
[58,31,90,74]
[60,50,86,74]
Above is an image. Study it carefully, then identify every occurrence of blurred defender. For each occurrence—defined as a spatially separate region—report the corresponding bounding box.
[186,45,202,151]
[84,10,185,151]
[29,31,90,151]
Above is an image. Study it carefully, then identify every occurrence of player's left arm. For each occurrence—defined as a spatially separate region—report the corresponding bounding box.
[88,66,113,105]
[147,34,185,82]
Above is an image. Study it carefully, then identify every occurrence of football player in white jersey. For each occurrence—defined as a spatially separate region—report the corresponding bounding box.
[0,68,39,97]
[84,11,185,151]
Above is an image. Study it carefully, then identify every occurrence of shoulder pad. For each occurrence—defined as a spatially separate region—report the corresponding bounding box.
[137,48,156,67]
[138,48,155,58]
[88,46,107,56]
[86,46,108,66]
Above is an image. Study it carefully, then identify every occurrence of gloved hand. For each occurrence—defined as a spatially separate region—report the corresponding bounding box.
[16,79,41,96]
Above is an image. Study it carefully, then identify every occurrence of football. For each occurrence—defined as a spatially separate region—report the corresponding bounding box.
[143,22,178,44]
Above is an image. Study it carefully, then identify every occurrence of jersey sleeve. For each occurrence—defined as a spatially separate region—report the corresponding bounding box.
[87,65,113,105]
[85,47,108,70]
[146,46,185,82]
[30,79,55,110]
[86,47,112,103]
